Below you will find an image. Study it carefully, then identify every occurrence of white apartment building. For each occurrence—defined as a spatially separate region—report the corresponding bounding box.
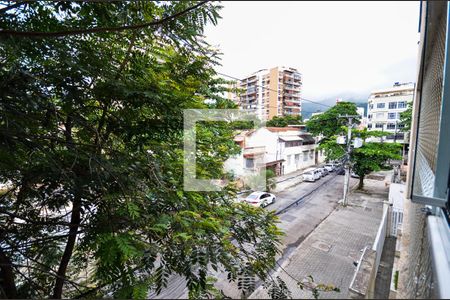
[227,66,302,121]
[367,82,414,143]
[224,127,325,179]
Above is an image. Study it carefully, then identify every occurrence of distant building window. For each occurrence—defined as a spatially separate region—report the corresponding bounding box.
[295,154,300,164]
[387,123,396,129]
[286,140,302,147]
[309,150,314,159]
[375,123,384,129]
[369,104,374,110]
[368,123,372,128]
[398,101,407,109]
[303,151,308,161]
[376,112,384,119]
[398,123,405,129]
[389,102,397,109]
[368,114,372,119]
[377,103,385,109]
[388,112,397,119]
[245,158,254,169]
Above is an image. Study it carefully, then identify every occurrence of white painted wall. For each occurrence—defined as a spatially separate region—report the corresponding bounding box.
[224,128,321,178]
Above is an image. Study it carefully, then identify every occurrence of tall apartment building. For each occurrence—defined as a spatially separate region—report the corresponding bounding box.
[227,66,302,121]
[366,82,414,143]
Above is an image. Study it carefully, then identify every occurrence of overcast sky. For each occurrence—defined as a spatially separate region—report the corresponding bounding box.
[204,1,420,102]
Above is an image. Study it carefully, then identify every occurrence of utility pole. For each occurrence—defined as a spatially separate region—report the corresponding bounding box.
[339,115,359,206]
[393,120,398,143]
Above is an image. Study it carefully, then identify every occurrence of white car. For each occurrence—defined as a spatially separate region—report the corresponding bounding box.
[303,168,321,182]
[317,167,329,177]
[302,170,316,182]
[324,164,336,172]
[312,169,322,180]
[351,171,360,178]
[244,192,276,207]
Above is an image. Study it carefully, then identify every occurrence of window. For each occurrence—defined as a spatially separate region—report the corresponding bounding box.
[376,112,384,119]
[377,103,385,109]
[398,123,405,129]
[309,150,314,159]
[387,123,396,129]
[397,101,407,109]
[295,154,300,164]
[388,112,397,119]
[389,102,397,109]
[369,104,374,110]
[368,114,372,119]
[375,123,384,129]
[367,123,372,128]
[303,151,308,161]
[245,158,254,169]
[286,140,302,147]
[287,155,292,165]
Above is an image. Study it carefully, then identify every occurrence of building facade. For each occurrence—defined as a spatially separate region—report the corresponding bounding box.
[366,82,414,143]
[227,66,302,121]
[396,2,450,299]
[224,127,325,180]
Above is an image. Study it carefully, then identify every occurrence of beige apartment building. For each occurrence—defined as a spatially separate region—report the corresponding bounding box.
[227,66,302,121]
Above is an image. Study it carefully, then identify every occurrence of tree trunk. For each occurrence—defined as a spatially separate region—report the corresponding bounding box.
[0,246,17,298]
[358,175,364,189]
[52,195,81,299]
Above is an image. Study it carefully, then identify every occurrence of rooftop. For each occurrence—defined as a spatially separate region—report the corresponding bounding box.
[370,82,415,95]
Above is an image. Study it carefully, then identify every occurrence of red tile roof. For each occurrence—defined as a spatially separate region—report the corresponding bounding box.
[266,127,300,132]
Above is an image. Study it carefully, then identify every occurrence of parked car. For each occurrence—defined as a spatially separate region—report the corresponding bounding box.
[244,192,276,208]
[312,168,322,180]
[303,168,321,182]
[324,164,336,172]
[302,170,316,182]
[336,166,345,175]
[317,167,329,176]
[351,171,360,178]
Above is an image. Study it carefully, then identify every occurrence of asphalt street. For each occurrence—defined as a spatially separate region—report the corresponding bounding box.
[151,173,358,299]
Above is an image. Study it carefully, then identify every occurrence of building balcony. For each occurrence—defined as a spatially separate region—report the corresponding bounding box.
[284,92,301,97]
[283,86,299,91]
[284,99,301,104]
[246,76,258,82]
[243,146,266,157]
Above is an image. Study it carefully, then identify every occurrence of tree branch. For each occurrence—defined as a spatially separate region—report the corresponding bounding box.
[0,1,209,38]
[0,246,17,298]
[52,193,82,299]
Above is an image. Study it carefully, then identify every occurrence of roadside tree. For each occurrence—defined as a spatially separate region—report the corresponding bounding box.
[266,115,302,127]
[307,103,401,189]
[0,2,282,298]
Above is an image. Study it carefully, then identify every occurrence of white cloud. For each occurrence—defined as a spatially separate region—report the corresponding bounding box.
[204,1,420,101]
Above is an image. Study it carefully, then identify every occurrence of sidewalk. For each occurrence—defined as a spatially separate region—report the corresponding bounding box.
[273,167,311,192]
[250,172,390,299]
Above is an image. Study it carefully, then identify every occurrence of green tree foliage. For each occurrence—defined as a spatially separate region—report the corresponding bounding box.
[266,115,302,127]
[306,102,360,137]
[0,2,282,298]
[307,102,401,189]
[245,169,277,192]
[351,138,402,188]
[399,101,413,132]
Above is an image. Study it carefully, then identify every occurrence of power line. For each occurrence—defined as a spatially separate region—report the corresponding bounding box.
[217,71,332,108]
